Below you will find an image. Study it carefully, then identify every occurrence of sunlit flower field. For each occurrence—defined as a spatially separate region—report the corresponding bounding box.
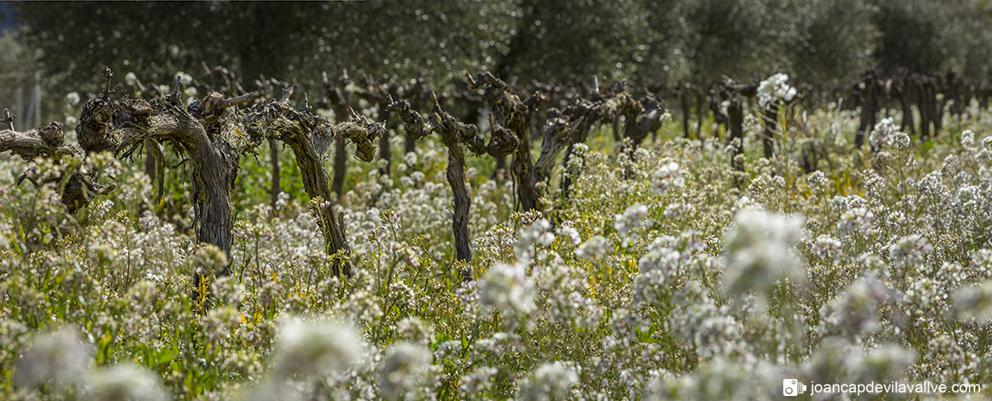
[3,89,992,400]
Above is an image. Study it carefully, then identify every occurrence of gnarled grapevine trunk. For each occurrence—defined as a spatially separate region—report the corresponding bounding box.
[76,73,380,281]
[854,70,880,149]
[389,91,518,279]
[467,72,544,212]
[0,120,116,214]
[263,93,382,277]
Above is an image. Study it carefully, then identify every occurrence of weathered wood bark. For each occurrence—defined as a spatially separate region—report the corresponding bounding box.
[762,106,778,159]
[468,72,544,212]
[269,138,281,207]
[893,71,916,137]
[318,72,355,200]
[77,76,379,281]
[854,70,880,149]
[621,93,664,150]
[377,102,392,176]
[84,92,241,273]
[0,120,116,213]
[332,136,347,198]
[348,72,428,178]
[389,92,518,279]
[535,104,592,185]
[264,104,381,277]
[677,82,692,139]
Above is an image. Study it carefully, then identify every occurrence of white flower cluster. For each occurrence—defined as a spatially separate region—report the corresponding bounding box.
[125,72,138,86]
[14,326,169,401]
[811,234,843,262]
[271,317,365,379]
[515,218,555,263]
[652,161,686,195]
[176,71,193,86]
[757,73,797,107]
[575,235,611,260]
[515,361,580,401]
[820,276,890,335]
[614,203,651,247]
[869,117,911,150]
[806,170,828,191]
[888,234,931,267]
[950,280,992,321]
[838,207,874,236]
[962,129,975,149]
[379,342,433,401]
[723,209,806,300]
[478,262,537,318]
[66,92,81,106]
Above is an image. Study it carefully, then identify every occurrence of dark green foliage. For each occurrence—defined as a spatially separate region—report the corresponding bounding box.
[789,0,878,85]
[869,0,949,75]
[10,0,992,106]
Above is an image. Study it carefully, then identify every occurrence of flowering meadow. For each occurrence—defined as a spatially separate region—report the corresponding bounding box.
[4,79,992,400]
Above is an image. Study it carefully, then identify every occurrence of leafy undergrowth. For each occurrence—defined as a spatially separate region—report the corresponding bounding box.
[3,100,992,400]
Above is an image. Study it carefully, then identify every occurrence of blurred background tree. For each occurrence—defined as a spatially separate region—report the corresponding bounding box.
[787,0,878,86]
[868,0,950,77]
[0,0,990,122]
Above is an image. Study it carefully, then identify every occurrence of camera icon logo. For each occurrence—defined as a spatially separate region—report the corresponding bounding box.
[783,379,807,396]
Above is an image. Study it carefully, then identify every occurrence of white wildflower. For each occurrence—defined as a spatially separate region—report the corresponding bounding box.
[555,224,581,245]
[459,366,499,400]
[66,92,80,106]
[614,203,651,247]
[515,218,555,263]
[478,262,536,316]
[723,209,806,299]
[663,202,694,219]
[379,342,433,401]
[888,234,931,267]
[87,363,169,401]
[822,276,890,335]
[271,317,365,379]
[177,71,193,85]
[576,235,611,260]
[515,361,580,401]
[652,161,685,195]
[962,129,975,149]
[14,326,92,389]
[807,170,828,191]
[838,207,874,235]
[950,281,992,321]
[757,73,797,107]
[869,117,910,150]
[811,234,843,261]
[191,243,229,276]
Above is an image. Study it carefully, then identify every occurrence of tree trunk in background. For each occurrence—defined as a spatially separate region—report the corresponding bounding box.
[762,106,777,159]
[377,102,391,176]
[328,103,351,200]
[695,89,705,139]
[76,83,381,284]
[895,75,915,137]
[269,138,281,207]
[679,83,691,139]
[728,96,745,188]
[332,136,347,199]
[854,72,879,149]
[144,143,158,201]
